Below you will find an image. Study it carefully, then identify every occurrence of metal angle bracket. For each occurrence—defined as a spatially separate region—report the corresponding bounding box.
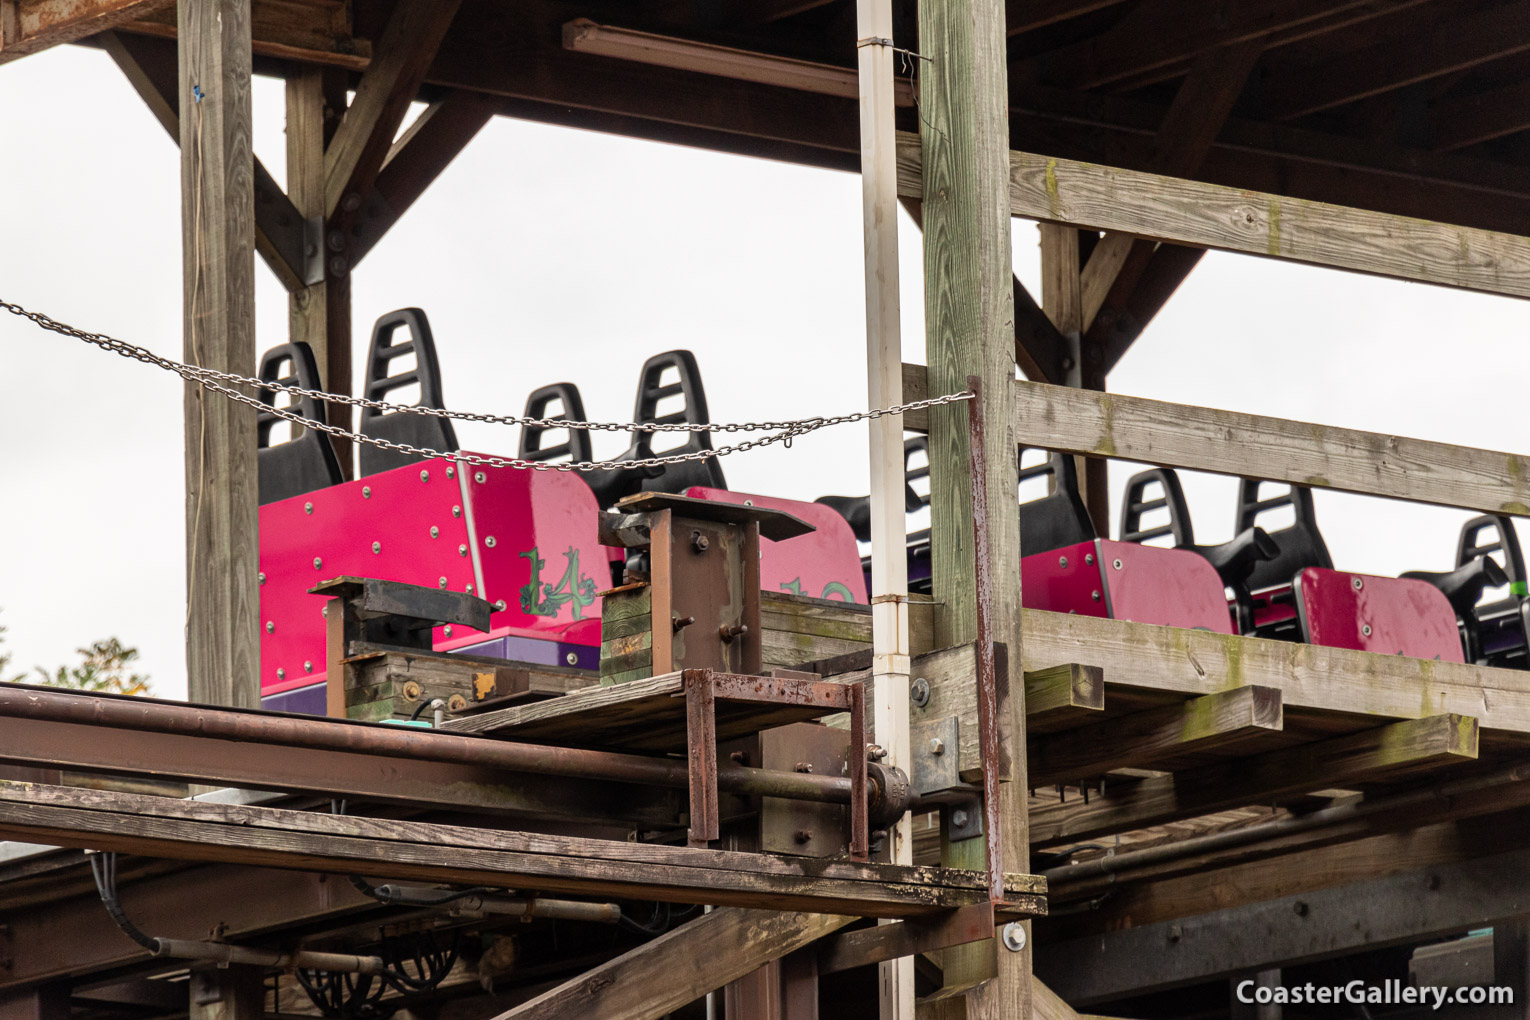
[911,716,961,795]
[946,796,984,843]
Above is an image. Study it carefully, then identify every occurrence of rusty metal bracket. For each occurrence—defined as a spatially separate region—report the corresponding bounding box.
[965,375,1005,902]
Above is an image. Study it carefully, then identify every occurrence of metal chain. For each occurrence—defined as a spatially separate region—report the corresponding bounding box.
[2,298,975,474]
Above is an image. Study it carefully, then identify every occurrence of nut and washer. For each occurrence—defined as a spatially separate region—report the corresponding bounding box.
[1353,576,1365,590]
[1362,624,1373,637]
[565,651,580,666]
[1113,558,1123,570]
[910,677,931,707]
[1001,922,1027,953]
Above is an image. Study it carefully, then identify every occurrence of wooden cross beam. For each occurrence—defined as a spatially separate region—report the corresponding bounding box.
[0,0,170,64]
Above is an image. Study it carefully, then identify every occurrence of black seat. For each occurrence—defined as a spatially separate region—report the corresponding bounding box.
[1235,481,1332,591]
[816,437,930,542]
[1403,557,1509,619]
[1447,515,1525,665]
[586,350,726,508]
[518,383,592,466]
[1018,451,1096,555]
[256,341,344,505]
[358,308,458,477]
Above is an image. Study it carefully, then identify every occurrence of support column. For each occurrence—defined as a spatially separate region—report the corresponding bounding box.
[919,0,1029,1016]
[189,966,263,1020]
[286,67,354,476]
[180,0,259,708]
[855,0,914,1017]
[0,985,68,1020]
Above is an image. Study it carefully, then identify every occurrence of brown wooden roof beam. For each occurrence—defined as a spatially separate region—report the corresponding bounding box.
[0,0,170,65]
[1006,0,1129,37]
[1430,76,1530,151]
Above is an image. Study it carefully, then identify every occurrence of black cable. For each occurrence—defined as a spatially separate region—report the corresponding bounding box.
[89,852,160,952]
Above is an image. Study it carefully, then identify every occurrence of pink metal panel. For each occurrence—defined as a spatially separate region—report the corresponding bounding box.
[686,487,868,603]
[1097,539,1236,634]
[1019,541,1109,619]
[1295,568,1465,662]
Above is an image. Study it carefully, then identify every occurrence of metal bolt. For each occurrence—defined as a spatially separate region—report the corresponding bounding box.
[730,750,749,765]
[276,668,285,680]
[1168,924,1183,942]
[452,505,462,518]
[1091,590,1102,601]
[744,499,755,506]
[444,625,454,637]
[458,544,469,557]
[313,557,323,570]
[446,466,455,479]
[929,737,945,755]
[466,584,474,595]
[342,192,362,213]
[420,469,430,482]
[1293,901,1309,917]
[304,501,313,515]
[795,762,814,774]
[565,651,579,666]
[322,605,328,618]
[485,536,497,548]
[1085,553,1095,565]
[951,808,969,828]
[265,621,275,633]
[1362,624,1372,637]
[794,829,812,845]
[1113,558,1123,570]
[474,472,486,484]
[430,526,440,538]
[438,577,448,589]
[1001,922,1027,953]
[867,744,888,761]
[494,600,507,612]
[1058,555,1068,568]
[1353,576,1364,590]
[362,486,371,499]
[304,661,312,672]
[258,572,266,585]
[692,533,710,553]
[328,254,348,277]
[910,677,931,707]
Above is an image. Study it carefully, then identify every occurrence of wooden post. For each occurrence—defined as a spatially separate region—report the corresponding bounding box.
[918,0,1029,1015]
[286,67,353,477]
[855,0,914,1017]
[188,966,262,1020]
[180,0,259,709]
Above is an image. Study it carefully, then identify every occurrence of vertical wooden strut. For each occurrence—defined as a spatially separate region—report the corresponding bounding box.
[919,0,1030,1015]
[855,0,915,1016]
[180,0,259,709]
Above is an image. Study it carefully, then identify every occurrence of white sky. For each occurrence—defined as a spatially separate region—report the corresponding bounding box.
[2,45,1526,700]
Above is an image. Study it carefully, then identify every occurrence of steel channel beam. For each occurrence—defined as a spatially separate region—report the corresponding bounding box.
[1037,845,1530,1006]
[0,685,861,809]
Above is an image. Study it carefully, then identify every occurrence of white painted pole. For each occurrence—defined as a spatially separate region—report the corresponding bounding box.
[855,2,915,1017]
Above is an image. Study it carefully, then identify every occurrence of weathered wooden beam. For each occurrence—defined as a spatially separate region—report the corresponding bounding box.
[102,30,306,293]
[0,0,169,63]
[1098,244,1205,374]
[1038,843,1530,1005]
[901,369,1530,514]
[1024,663,1104,735]
[1027,686,1283,789]
[503,908,852,1020]
[1430,78,1530,153]
[896,138,1530,300]
[323,0,461,219]
[120,1,370,70]
[817,904,994,976]
[179,0,259,710]
[1031,713,1478,846]
[0,783,1047,919]
[347,90,501,267]
[1261,2,1530,121]
[1007,0,1127,37]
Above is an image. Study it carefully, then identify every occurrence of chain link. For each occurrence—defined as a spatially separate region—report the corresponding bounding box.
[3,298,974,474]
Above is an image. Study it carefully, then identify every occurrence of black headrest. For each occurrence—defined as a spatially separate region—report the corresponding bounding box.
[1235,481,1331,590]
[358,308,457,476]
[1019,451,1096,555]
[256,342,344,505]
[519,383,592,466]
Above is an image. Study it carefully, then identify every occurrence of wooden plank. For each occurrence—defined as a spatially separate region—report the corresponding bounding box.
[0,0,170,63]
[904,367,1530,514]
[504,908,852,1020]
[121,1,371,70]
[1027,686,1284,788]
[323,0,462,219]
[1024,663,1105,735]
[187,967,260,1020]
[180,0,258,710]
[1431,78,1530,153]
[1030,713,1478,846]
[1261,3,1530,121]
[893,136,1530,300]
[1007,0,1127,36]
[0,783,1047,919]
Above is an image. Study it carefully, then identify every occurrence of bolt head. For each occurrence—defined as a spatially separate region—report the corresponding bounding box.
[1001,922,1027,953]
[474,472,486,484]
[372,541,382,554]
[438,577,448,589]
[1058,555,1068,568]
[430,526,440,538]
[362,486,371,499]
[304,501,313,515]
[447,466,455,479]
[951,809,969,828]
[444,625,453,637]
[420,469,430,482]
[1113,558,1123,570]
[452,505,462,518]
[1361,624,1372,637]
[458,544,469,557]
[794,829,812,844]
[276,668,285,680]
[910,677,931,707]
[929,737,945,755]
[1353,576,1364,590]
[1085,553,1095,565]
[494,600,508,612]
[1091,589,1101,601]
[304,660,312,672]
[466,584,474,594]
[485,536,497,548]
[313,557,323,569]
[342,193,362,213]
[258,572,266,585]
[265,621,275,633]
[565,651,579,666]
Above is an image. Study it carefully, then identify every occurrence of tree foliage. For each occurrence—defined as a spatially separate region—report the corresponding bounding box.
[0,610,152,695]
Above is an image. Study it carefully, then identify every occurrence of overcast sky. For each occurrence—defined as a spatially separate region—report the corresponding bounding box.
[2,44,1527,700]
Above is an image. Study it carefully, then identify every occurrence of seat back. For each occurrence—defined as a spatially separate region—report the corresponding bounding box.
[1236,481,1331,590]
[1018,451,1096,555]
[256,342,344,505]
[519,383,593,466]
[359,308,458,476]
[1120,467,1195,547]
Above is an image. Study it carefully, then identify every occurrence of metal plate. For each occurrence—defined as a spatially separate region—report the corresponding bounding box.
[946,797,984,842]
[1296,568,1465,662]
[687,487,868,604]
[1097,538,1237,634]
[1018,540,1108,618]
[911,716,960,795]
[760,722,850,858]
